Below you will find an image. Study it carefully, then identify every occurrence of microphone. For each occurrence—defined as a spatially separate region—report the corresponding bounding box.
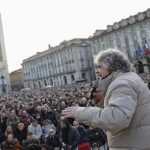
[89,80,99,99]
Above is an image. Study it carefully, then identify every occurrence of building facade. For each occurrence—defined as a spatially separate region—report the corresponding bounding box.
[0,14,11,95]
[10,69,24,91]
[89,8,150,83]
[22,8,150,88]
[22,39,95,89]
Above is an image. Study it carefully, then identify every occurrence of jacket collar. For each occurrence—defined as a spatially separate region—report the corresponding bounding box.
[99,71,123,96]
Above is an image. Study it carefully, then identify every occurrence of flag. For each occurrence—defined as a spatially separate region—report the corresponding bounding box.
[136,43,144,56]
[143,42,150,55]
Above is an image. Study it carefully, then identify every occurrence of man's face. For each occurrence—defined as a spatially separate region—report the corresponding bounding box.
[73,122,79,128]
[37,106,42,112]
[60,121,67,128]
[95,62,110,79]
[27,134,33,140]
[7,134,13,142]
[18,125,24,131]
[32,121,38,126]
[10,111,16,118]
[22,111,27,116]
[49,130,55,136]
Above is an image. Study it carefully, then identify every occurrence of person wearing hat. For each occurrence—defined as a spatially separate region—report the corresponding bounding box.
[46,128,61,149]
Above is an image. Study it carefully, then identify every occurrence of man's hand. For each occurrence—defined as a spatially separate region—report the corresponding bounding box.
[92,90,103,104]
[62,106,78,118]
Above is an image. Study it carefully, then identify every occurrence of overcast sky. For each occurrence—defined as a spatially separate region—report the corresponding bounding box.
[0,0,149,72]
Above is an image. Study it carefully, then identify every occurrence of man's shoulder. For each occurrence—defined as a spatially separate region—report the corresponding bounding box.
[112,72,141,86]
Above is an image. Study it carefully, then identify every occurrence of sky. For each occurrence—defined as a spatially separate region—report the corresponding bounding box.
[0,0,150,72]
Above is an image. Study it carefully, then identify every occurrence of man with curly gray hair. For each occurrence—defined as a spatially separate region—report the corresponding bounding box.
[94,48,132,74]
[62,48,150,150]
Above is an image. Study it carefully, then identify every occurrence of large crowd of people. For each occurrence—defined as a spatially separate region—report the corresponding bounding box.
[0,83,107,150]
[1,49,150,150]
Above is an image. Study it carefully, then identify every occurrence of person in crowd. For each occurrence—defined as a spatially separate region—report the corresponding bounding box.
[4,126,14,140]
[33,105,46,125]
[46,128,61,150]
[41,119,56,143]
[45,107,59,127]
[26,103,35,117]
[6,110,20,130]
[24,144,41,150]
[0,109,9,134]
[87,127,107,149]
[60,117,80,150]
[19,110,34,126]
[40,144,49,150]
[73,120,90,150]
[62,48,150,150]
[22,132,40,149]
[14,123,27,145]
[2,133,22,150]
[73,121,89,144]
[28,119,42,140]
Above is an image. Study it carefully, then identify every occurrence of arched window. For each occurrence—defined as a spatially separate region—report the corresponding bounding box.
[38,81,41,89]
[71,74,75,81]
[28,83,30,88]
[33,82,36,89]
[63,76,67,85]
[82,72,86,79]
[50,79,53,86]
[44,80,47,86]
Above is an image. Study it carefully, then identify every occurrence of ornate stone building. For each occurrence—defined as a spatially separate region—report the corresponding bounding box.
[22,8,150,88]
[10,69,23,91]
[89,8,150,83]
[0,14,11,95]
[22,39,95,89]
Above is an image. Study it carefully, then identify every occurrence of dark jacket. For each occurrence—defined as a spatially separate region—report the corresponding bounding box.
[22,138,40,149]
[2,139,22,150]
[77,125,89,143]
[62,125,80,149]
[14,127,27,145]
[19,114,34,126]
[46,135,61,149]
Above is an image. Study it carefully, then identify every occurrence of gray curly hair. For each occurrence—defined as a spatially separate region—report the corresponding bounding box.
[94,48,132,72]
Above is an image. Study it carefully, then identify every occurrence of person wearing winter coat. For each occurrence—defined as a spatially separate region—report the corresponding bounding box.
[62,48,150,150]
[6,110,20,130]
[73,121,89,144]
[2,133,22,150]
[22,132,40,149]
[60,118,80,150]
[41,119,56,143]
[19,110,34,126]
[28,119,42,140]
[14,123,27,145]
[46,128,61,150]
[73,121,90,150]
